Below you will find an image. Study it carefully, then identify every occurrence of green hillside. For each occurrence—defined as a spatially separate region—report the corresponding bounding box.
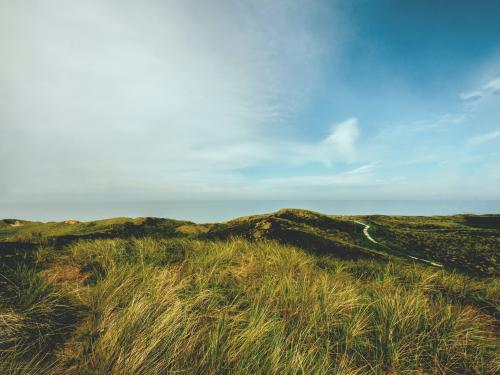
[0,217,190,243]
[2,209,498,276]
[203,209,386,260]
[363,214,500,276]
[1,210,499,374]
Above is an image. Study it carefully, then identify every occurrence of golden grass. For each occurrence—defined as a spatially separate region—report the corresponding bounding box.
[1,238,498,374]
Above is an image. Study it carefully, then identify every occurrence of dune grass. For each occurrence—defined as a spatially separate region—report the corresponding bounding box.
[1,237,498,374]
[3,210,499,278]
[0,264,82,374]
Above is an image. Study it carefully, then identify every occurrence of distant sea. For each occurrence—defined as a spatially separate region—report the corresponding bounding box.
[1,200,500,223]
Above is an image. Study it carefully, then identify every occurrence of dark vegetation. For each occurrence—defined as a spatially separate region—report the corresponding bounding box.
[365,215,499,276]
[204,209,385,259]
[0,209,499,374]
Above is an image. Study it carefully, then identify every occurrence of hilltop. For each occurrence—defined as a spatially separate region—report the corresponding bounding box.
[2,209,498,276]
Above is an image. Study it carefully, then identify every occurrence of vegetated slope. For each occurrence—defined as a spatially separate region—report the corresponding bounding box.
[3,209,500,276]
[0,237,498,374]
[0,209,385,260]
[203,209,386,260]
[463,214,500,229]
[0,217,191,244]
[364,215,500,276]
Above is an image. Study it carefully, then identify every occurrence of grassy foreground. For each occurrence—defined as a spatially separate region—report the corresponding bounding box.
[1,210,499,374]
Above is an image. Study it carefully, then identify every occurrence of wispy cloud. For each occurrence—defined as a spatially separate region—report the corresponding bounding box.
[483,77,500,92]
[459,76,500,104]
[0,0,342,199]
[459,91,482,101]
[257,163,377,188]
[386,75,500,140]
[468,130,500,146]
[2,1,499,203]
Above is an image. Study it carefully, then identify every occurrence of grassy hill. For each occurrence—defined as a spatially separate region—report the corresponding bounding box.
[202,209,386,260]
[2,209,498,276]
[1,209,499,374]
[363,214,500,276]
[0,217,190,243]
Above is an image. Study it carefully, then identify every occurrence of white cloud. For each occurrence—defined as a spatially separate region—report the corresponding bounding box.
[460,76,500,103]
[257,163,377,188]
[468,130,500,146]
[459,91,482,101]
[483,77,500,92]
[278,117,361,168]
[321,118,359,163]
[187,117,362,174]
[346,163,375,175]
[0,0,342,199]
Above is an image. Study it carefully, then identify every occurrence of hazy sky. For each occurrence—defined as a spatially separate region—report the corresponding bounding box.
[1,0,500,203]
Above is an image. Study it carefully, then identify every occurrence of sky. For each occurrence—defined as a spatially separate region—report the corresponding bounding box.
[1,0,500,206]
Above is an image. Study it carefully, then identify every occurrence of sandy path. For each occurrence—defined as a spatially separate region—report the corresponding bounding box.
[354,220,443,268]
[354,220,379,244]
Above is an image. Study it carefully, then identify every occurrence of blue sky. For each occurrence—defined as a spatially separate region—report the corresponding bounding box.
[1,0,500,203]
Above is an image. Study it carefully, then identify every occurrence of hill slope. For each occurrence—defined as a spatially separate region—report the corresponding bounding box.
[363,214,500,276]
[1,209,499,374]
[2,209,499,276]
[203,209,386,259]
[0,217,190,244]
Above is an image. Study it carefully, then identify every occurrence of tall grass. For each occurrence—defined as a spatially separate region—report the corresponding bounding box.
[0,265,81,374]
[2,238,498,374]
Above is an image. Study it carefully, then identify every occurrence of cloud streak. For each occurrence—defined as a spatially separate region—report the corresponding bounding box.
[0,0,345,199]
[468,130,500,146]
[459,76,500,104]
[259,163,375,187]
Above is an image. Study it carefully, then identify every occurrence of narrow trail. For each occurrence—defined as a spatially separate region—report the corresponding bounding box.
[354,221,443,268]
[354,221,379,244]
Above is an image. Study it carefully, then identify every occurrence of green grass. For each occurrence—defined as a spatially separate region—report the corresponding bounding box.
[0,217,190,243]
[0,264,82,374]
[1,237,498,374]
[1,209,499,373]
[4,209,498,276]
[364,215,500,276]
